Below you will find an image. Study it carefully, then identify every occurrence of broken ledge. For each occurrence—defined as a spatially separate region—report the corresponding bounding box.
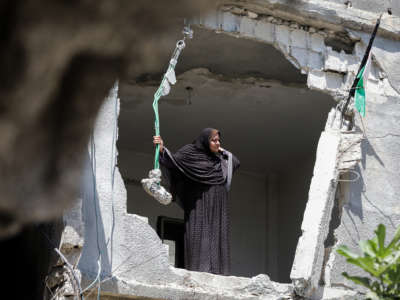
[219,0,400,41]
[81,270,294,300]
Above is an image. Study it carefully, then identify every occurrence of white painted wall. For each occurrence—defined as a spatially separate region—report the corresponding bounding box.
[230,171,267,277]
[278,155,315,283]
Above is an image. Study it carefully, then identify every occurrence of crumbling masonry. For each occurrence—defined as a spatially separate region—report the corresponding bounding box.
[51,1,400,299]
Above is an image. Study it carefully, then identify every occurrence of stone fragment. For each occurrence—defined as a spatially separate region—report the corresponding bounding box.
[247,11,258,19]
[325,72,344,91]
[307,70,327,90]
[220,6,232,12]
[230,7,245,15]
[324,48,358,73]
[244,274,275,296]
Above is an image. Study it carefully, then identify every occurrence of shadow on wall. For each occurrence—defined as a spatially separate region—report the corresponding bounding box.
[78,150,112,278]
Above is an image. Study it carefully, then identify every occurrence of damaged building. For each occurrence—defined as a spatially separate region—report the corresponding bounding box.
[1,1,400,300]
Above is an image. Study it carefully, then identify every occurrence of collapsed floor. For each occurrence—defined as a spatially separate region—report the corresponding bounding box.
[117,27,335,282]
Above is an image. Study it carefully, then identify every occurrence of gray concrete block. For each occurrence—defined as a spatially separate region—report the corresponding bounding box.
[276,25,290,54]
[239,16,255,37]
[308,70,327,90]
[254,20,275,44]
[308,51,324,71]
[290,47,308,69]
[310,34,325,53]
[325,72,344,91]
[290,29,308,49]
[221,12,241,33]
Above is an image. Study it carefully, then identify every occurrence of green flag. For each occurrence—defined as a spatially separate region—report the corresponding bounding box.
[341,16,381,119]
[354,52,372,117]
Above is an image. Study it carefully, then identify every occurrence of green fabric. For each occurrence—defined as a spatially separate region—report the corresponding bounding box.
[355,65,366,117]
[152,68,174,169]
[152,80,163,169]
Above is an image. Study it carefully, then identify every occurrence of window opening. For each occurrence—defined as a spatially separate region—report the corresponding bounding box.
[118,27,335,282]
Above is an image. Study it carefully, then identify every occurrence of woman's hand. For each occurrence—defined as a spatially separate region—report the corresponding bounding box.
[153,136,164,153]
[218,147,225,154]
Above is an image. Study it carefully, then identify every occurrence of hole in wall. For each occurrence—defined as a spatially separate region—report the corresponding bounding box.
[117,27,335,282]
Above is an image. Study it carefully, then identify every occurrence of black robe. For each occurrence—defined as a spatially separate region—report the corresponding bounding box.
[159,128,240,275]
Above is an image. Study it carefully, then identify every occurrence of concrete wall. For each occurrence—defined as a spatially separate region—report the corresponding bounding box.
[324,46,400,288]
[66,3,400,299]
[324,0,399,16]
[196,9,400,296]
[118,149,268,278]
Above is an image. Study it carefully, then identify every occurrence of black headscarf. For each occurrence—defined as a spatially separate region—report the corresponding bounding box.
[160,128,228,208]
[161,128,225,187]
[172,128,225,185]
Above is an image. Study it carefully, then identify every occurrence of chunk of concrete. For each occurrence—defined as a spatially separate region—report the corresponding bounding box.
[308,51,324,71]
[276,25,290,54]
[221,12,241,33]
[291,126,341,298]
[324,48,357,73]
[291,47,308,69]
[310,34,325,53]
[240,17,255,37]
[308,70,327,90]
[254,20,275,44]
[290,29,308,49]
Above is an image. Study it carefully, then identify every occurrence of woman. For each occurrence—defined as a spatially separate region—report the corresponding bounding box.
[153,128,240,275]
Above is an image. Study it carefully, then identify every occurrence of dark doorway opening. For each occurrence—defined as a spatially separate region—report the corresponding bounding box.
[157,216,185,268]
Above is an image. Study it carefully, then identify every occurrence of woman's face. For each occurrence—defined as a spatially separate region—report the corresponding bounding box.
[209,132,220,153]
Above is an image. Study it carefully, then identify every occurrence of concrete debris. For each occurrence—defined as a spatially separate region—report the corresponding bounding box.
[242,274,288,296]
[247,11,258,19]
[338,132,363,171]
[46,266,67,289]
[313,287,361,300]
[290,126,341,298]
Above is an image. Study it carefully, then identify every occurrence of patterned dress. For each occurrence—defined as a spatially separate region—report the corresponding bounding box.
[160,146,240,275]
